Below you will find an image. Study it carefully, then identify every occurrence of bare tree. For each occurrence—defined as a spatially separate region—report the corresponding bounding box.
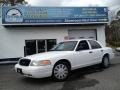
[0,0,27,6]
[106,10,120,47]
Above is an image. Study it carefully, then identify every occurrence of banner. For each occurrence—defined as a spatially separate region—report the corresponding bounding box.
[2,6,108,25]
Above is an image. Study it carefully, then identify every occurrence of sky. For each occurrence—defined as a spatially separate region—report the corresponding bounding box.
[25,0,120,19]
[25,0,120,9]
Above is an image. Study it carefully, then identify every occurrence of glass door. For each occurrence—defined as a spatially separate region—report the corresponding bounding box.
[37,40,46,53]
[47,39,56,51]
[25,39,56,56]
[25,40,36,55]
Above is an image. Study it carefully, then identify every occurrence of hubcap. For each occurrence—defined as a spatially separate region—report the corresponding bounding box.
[54,64,68,79]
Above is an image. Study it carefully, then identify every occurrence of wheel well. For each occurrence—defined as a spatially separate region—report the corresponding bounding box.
[54,59,71,70]
[103,53,109,59]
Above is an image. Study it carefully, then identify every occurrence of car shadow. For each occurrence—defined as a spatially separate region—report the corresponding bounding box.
[21,77,54,85]
[68,64,104,81]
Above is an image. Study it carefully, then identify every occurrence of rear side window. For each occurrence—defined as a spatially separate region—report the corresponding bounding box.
[88,40,101,49]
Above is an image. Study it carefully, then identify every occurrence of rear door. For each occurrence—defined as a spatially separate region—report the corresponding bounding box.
[88,40,103,63]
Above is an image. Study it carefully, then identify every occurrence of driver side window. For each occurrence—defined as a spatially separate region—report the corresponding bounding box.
[76,40,89,51]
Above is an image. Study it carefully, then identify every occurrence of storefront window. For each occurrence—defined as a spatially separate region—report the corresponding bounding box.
[25,39,56,56]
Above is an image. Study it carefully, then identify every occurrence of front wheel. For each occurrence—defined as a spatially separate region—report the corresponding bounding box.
[101,56,110,68]
[52,62,70,81]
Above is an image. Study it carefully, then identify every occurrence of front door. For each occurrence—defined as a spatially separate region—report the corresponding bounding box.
[73,40,93,68]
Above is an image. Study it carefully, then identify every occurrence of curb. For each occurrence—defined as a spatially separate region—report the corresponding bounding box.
[0,61,18,65]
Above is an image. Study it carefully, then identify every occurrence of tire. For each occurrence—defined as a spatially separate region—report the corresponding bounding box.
[52,62,70,81]
[101,56,110,68]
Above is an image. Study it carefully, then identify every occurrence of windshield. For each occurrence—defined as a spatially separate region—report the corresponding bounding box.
[50,41,77,51]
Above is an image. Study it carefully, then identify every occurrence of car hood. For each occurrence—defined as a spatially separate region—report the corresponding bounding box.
[24,51,73,61]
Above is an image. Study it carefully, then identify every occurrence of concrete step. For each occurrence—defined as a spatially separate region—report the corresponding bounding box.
[0,61,18,65]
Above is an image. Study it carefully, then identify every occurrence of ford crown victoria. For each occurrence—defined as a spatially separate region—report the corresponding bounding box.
[15,39,114,81]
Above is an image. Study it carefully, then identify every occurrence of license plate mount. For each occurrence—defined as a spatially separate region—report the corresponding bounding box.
[17,68,23,75]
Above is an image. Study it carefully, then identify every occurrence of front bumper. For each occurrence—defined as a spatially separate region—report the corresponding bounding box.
[15,64,53,78]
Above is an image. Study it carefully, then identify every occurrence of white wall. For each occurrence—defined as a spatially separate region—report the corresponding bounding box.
[0,25,106,59]
[97,25,106,46]
[0,26,68,58]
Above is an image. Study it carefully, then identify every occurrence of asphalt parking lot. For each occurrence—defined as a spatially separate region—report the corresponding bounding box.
[0,56,120,90]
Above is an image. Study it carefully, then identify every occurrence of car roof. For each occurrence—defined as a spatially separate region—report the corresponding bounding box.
[64,39,96,42]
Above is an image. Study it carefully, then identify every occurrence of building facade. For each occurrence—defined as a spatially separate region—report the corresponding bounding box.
[0,7,108,60]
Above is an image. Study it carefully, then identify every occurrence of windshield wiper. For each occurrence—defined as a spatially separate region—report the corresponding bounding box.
[49,50,64,51]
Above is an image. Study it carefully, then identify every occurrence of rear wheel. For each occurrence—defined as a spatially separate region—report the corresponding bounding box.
[101,56,110,68]
[52,62,70,81]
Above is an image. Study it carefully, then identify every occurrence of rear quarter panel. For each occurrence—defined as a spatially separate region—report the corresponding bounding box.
[102,47,114,60]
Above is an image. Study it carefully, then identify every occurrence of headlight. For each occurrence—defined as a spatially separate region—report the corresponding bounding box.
[30,60,51,66]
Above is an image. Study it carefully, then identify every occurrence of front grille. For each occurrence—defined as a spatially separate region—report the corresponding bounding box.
[19,59,31,66]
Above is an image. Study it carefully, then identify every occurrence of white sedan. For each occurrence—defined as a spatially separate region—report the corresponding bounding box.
[15,39,114,81]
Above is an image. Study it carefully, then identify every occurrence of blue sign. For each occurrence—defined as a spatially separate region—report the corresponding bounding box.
[2,6,108,25]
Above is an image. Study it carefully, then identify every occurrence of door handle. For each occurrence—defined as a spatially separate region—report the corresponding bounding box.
[101,50,103,52]
[89,51,93,53]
